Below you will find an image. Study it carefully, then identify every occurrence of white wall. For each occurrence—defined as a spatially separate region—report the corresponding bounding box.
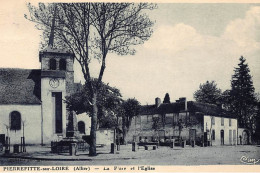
[96,129,114,146]
[0,105,41,145]
[76,113,91,136]
[41,77,67,144]
[204,115,237,146]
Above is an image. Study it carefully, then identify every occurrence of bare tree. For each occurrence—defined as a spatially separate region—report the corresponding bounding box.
[26,3,156,156]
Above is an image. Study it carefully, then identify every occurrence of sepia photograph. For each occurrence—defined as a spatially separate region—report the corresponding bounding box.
[0,0,260,170]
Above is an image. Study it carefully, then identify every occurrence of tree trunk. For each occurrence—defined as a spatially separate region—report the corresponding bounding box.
[122,116,127,145]
[89,92,98,156]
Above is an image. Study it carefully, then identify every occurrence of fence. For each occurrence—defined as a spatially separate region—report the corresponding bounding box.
[51,140,88,153]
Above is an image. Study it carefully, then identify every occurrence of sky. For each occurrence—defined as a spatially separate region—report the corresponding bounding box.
[0,2,260,105]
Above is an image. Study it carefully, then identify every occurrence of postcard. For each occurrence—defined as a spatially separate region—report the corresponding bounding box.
[0,0,260,172]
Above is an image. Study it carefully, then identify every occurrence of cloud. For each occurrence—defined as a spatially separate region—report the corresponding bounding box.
[0,3,259,105]
[100,6,260,104]
[222,6,260,53]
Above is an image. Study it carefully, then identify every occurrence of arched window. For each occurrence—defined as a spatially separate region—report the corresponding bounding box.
[50,58,56,70]
[78,121,85,134]
[10,111,21,131]
[59,59,66,70]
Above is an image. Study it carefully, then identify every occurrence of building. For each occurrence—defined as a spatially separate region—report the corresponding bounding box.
[0,46,91,145]
[127,97,239,146]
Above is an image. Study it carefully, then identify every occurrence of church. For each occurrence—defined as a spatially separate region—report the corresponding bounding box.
[0,46,90,145]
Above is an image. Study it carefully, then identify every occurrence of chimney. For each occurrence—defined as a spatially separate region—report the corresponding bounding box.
[217,103,225,110]
[155,97,161,107]
[179,97,187,111]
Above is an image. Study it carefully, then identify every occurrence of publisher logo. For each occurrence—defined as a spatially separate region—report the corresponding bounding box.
[240,156,260,165]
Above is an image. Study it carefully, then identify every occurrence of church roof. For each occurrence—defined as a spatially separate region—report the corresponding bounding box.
[0,68,83,105]
[188,102,235,118]
[140,101,235,118]
[0,68,42,105]
[40,46,72,54]
[39,46,74,62]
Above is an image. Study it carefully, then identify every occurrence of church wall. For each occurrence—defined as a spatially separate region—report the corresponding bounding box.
[41,77,67,144]
[41,57,50,71]
[76,113,91,136]
[0,105,42,145]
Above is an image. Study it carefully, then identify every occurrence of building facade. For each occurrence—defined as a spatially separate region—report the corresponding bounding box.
[127,97,238,146]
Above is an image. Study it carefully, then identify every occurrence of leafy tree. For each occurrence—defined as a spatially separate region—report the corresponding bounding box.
[98,112,117,129]
[65,80,122,128]
[194,81,222,105]
[221,89,232,111]
[26,3,155,156]
[163,93,170,103]
[229,56,257,129]
[121,98,140,144]
[253,98,260,143]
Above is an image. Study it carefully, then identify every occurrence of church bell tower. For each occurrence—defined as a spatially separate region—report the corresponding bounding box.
[39,46,75,143]
[39,6,75,143]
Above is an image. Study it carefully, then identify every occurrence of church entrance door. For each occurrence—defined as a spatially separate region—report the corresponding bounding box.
[52,92,62,134]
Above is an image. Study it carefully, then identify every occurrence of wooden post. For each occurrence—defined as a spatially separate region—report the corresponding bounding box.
[132,142,136,152]
[111,143,115,154]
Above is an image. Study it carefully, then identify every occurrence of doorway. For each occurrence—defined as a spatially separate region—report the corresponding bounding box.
[221,130,224,145]
[242,130,249,145]
[229,130,232,145]
[0,134,5,145]
[52,92,63,134]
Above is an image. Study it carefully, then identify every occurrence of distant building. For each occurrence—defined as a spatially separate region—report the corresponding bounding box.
[127,97,240,146]
[0,46,90,145]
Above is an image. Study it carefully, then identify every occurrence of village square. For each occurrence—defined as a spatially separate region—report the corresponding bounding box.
[0,2,260,166]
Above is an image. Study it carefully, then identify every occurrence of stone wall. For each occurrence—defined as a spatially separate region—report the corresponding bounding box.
[126,112,203,143]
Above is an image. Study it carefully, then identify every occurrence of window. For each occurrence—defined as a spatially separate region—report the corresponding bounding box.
[233,130,236,145]
[212,129,215,140]
[78,121,85,134]
[10,111,21,131]
[59,59,66,70]
[211,116,215,125]
[229,118,232,126]
[221,117,224,126]
[50,58,56,70]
